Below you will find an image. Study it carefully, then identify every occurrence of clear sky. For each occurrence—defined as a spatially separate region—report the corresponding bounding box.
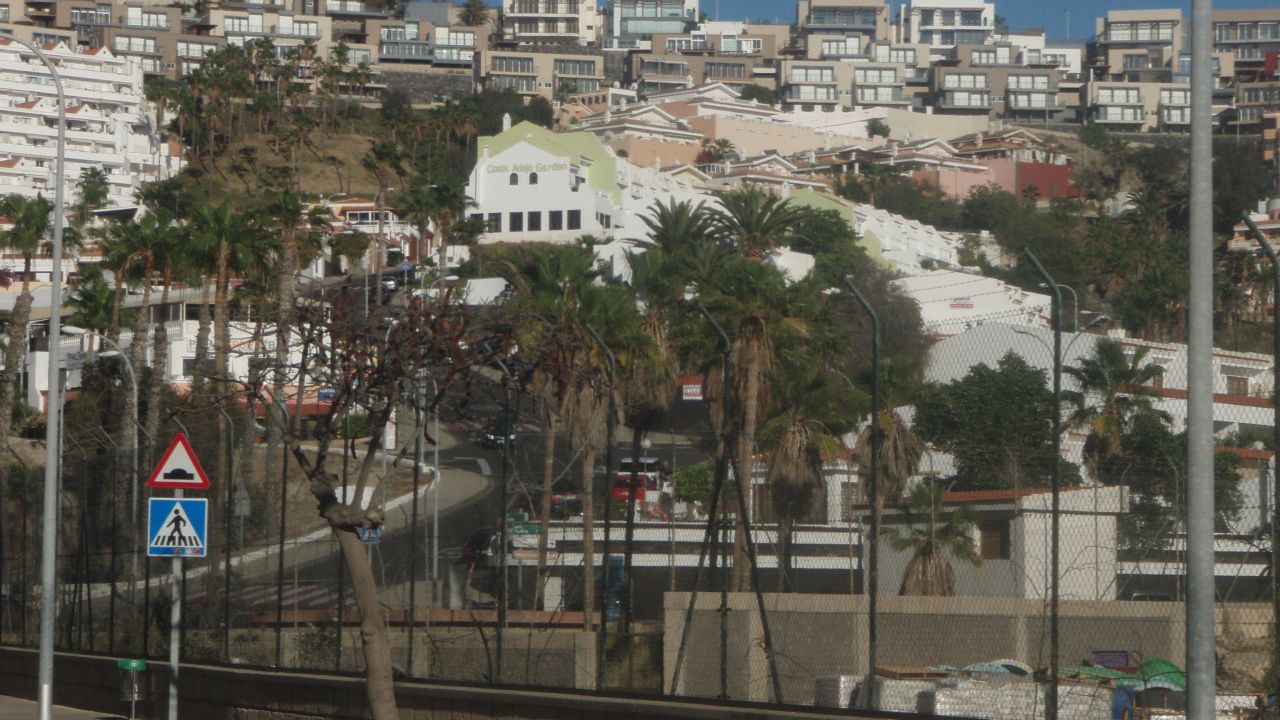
[710,0,1280,41]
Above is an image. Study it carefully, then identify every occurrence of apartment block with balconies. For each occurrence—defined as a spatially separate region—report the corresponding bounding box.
[779,59,848,109]
[1213,9,1280,82]
[795,0,888,49]
[903,0,993,58]
[476,48,605,99]
[1233,82,1280,130]
[0,37,180,212]
[928,43,1061,119]
[632,23,783,95]
[207,7,333,55]
[504,0,600,46]
[606,0,697,51]
[1090,9,1183,81]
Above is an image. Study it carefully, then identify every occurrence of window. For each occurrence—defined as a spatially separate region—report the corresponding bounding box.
[918,10,933,26]
[489,76,535,92]
[529,172,538,185]
[1097,87,1141,104]
[790,66,834,83]
[855,68,896,84]
[979,519,1010,560]
[1008,74,1049,90]
[549,210,562,230]
[960,10,983,27]
[890,48,915,64]
[492,56,534,73]
[509,212,523,232]
[224,16,250,33]
[554,59,596,76]
[704,62,746,79]
[820,38,858,57]
[114,36,157,53]
[487,213,501,232]
[1160,89,1190,105]
[567,209,581,230]
[509,173,519,185]
[1226,375,1249,396]
[528,211,541,231]
[943,73,986,89]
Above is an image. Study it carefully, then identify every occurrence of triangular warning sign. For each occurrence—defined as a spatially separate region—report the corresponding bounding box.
[149,502,204,549]
[148,433,211,489]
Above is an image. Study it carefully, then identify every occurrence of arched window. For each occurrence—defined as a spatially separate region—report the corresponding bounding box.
[529,172,539,185]
[509,173,519,185]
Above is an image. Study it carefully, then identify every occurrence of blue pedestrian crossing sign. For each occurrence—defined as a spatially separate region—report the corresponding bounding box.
[147,498,208,558]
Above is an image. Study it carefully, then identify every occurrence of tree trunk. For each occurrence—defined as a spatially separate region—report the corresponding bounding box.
[581,447,595,632]
[621,427,642,634]
[334,526,399,718]
[213,248,230,396]
[194,279,212,389]
[128,263,151,478]
[730,349,763,593]
[0,291,33,580]
[535,412,557,609]
[148,275,171,447]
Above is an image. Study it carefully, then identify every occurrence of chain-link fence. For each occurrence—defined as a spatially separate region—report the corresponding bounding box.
[1,302,1276,720]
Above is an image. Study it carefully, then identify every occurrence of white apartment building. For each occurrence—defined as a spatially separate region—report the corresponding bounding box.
[504,0,602,46]
[0,38,179,214]
[902,0,994,57]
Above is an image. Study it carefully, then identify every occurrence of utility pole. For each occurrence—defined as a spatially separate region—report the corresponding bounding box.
[1185,0,1216,717]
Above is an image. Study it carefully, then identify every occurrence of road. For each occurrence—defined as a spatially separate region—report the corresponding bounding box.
[272,384,711,604]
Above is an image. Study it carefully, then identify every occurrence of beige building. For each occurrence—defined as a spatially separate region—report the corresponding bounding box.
[1091,8,1184,80]
[631,23,787,96]
[930,42,1061,119]
[794,0,890,47]
[903,0,995,56]
[779,38,929,111]
[1213,9,1280,81]
[503,0,601,46]
[476,48,605,99]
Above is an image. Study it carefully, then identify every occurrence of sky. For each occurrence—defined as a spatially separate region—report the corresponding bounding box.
[710,0,1280,41]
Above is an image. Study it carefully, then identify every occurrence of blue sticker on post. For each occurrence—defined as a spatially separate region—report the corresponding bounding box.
[147,498,208,557]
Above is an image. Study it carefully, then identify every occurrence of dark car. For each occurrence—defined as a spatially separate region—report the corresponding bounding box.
[462,527,499,567]
[528,480,583,519]
[477,420,519,449]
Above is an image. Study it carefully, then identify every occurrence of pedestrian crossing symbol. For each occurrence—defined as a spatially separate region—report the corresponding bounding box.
[147,498,207,558]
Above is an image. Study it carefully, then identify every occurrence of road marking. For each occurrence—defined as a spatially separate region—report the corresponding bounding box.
[454,456,492,476]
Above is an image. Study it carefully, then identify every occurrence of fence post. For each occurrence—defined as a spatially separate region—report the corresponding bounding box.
[1023,247,1062,720]
[841,276,879,708]
[1243,213,1280,693]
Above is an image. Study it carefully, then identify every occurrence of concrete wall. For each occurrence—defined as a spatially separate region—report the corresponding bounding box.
[382,69,475,103]
[0,646,885,720]
[664,592,1201,706]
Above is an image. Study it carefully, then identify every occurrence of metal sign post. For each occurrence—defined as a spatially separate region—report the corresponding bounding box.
[144,433,212,720]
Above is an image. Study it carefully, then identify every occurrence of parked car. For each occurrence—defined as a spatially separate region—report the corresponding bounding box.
[477,420,518,449]
[528,480,583,519]
[611,457,671,502]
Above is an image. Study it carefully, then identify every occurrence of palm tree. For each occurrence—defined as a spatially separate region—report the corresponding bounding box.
[760,353,859,591]
[72,167,110,232]
[67,265,117,350]
[640,198,719,255]
[394,177,437,264]
[885,483,980,596]
[499,246,601,608]
[0,194,52,527]
[458,0,491,26]
[713,186,802,259]
[362,141,404,299]
[1064,337,1167,483]
[854,407,924,542]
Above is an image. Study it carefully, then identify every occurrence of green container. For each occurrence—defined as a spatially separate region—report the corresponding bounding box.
[116,659,147,671]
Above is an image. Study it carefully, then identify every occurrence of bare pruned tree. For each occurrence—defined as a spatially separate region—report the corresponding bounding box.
[247,283,504,719]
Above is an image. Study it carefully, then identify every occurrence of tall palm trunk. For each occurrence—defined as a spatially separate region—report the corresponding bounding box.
[269,229,298,540]
[147,272,171,446]
[0,291,34,576]
[535,412,557,609]
[194,278,212,389]
[621,427,643,633]
[581,447,595,632]
[213,248,230,395]
[730,341,765,593]
[128,262,152,502]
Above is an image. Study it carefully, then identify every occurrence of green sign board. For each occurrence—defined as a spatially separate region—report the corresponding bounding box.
[511,523,539,535]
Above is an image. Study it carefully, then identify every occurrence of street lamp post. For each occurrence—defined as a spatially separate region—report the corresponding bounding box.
[1040,282,1078,331]
[20,33,69,720]
[71,330,139,603]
